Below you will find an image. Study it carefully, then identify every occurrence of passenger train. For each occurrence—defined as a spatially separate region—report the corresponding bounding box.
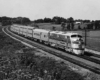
[10,24,85,55]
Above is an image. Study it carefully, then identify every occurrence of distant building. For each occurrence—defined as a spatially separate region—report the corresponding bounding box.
[75,21,82,24]
[74,23,88,29]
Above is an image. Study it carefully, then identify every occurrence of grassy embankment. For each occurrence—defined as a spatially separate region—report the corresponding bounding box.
[0,26,100,80]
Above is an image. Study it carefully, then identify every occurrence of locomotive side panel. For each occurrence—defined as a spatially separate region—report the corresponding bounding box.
[33,29,42,40]
[56,34,67,49]
[27,27,34,38]
[22,26,27,37]
[49,32,58,47]
[40,30,50,42]
[19,27,23,35]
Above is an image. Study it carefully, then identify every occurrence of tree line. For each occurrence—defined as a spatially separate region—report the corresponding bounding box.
[34,16,100,30]
[0,16,31,26]
[0,16,100,30]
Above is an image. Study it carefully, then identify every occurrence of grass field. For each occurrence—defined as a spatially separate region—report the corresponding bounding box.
[36,23,100,52]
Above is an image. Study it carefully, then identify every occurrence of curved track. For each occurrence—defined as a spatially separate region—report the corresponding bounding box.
[3,26,100,74]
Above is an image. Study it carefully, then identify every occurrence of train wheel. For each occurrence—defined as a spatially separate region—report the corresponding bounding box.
[55,44,58,49]
[50,43,52,46]
[50,43,55,47]
[47,42,50,46]
[44,41,47,45]
[65,47,68,52]
[39,40,42,43]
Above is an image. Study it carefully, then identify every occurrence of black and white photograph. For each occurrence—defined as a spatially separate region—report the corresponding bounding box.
[0,0,100,80]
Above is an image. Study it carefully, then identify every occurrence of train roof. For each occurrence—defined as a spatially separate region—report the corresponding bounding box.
[50,31,79,36]
[50,31,64,34]
[12,24,34,28]
[26,26,35,29]
[63,32,78,36]
[33,28,50,33]
[17,25,34,29]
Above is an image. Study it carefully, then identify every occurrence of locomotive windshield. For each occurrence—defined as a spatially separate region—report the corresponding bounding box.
[71,35,82,38]
[71,34,84,44]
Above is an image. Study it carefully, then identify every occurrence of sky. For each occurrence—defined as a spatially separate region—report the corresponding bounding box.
[0,0,100,20]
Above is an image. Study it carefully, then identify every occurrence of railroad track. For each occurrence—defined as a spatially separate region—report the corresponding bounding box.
[71,52,100,64]
[3,26,100,74]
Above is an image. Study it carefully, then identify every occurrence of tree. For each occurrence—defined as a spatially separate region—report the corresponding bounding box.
[22,17,31,24]
[67,23,71,30]
[44,17,52,23]
[1,16,12,26]
[52,26,56,31]
[34,19,44,23]
[52,16,67,24]
[78,25,81,30]
[83,20,90,23]
[61,22,66,31]
[52,16,61,24]
[67,17,74,30]
[0,17,2,22]
[36,25,39,28]
[94,20,100,29]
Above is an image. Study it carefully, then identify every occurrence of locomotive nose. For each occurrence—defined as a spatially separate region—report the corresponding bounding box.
[73,49,84,55]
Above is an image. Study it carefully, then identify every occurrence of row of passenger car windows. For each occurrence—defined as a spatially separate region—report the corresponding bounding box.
[34,33,40,36]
